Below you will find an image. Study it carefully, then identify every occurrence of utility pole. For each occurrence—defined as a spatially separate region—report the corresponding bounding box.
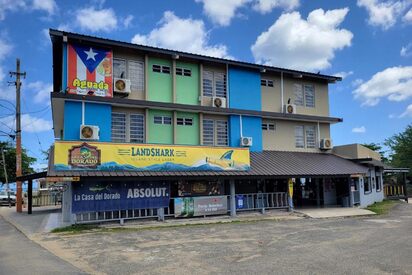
[1,148,11,207]
[10,58,25,213]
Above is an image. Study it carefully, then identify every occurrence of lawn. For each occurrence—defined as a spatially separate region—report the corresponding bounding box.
[366,200,400,215]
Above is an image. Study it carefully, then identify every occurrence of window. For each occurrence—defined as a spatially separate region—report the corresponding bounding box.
[262,123,275,131]
[305,126,316,148]
[261,79,274,87]
[154,116,172,125]
[113,58,144,92]
[112,112,144,143]
[202,119,228,146]
[294,84,304,106]
[295,126,304,148]
[364,177,371,193]
[176,67,192,77]
[376,176,381,192]
[304,85,315,108]
[203,70,227,98]
[152,64,170,74]
[177,117,193,126]
[112,113,126,142]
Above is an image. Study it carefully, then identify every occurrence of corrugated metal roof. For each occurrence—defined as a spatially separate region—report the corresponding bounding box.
[47,149,368,179]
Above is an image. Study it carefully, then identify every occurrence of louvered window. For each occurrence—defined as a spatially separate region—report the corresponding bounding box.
[294,84,304,106]
[305,126,316,148]
[112,113,126,142]
[295,126,304,148]
[304,85,315,108]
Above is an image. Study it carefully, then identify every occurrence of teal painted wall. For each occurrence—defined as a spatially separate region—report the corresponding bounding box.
[176,61,199,105]
[148,109,173,144]
[176,112,199,145]
[148,57,173,103]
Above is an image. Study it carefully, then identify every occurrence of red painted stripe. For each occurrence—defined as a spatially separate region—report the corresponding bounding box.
[67,44,77,93]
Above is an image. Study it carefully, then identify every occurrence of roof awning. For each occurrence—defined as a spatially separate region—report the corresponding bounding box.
[43,149,368,180]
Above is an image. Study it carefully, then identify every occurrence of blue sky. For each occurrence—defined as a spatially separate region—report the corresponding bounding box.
[0,0,411,170]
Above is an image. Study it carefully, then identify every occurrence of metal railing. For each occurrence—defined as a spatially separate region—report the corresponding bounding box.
[32,193,62,207]
[384,185,406,199]
[235,192,289,211]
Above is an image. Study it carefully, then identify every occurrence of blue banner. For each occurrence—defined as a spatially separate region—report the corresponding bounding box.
[72,181,170,213]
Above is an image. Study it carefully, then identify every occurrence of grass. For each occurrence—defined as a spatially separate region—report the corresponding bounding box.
[51,224,99,233]
[366,200,399,215]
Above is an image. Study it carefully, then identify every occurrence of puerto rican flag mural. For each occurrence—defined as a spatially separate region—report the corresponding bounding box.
[67,44,113,97]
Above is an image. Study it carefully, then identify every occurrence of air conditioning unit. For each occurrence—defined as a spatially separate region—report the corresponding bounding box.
[80,125,99,140]
[284,104,296,114]
[240,136,253,147]
[212,96,226,108]
[113,78,131,94]
[320,138,333,150]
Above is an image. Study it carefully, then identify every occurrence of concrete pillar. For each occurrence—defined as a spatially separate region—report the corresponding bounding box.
[403,172,408,203]
[27,180,32,215]
[348,177,354,207]
[62,181,72,223]
[230,179,236,217]
[158,207,165,222]
[316,179,321,207]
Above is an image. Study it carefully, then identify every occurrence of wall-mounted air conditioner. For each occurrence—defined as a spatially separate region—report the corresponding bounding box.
[80,125,99,140]
[212,96,226,108]
[320,138,333,150]
[113,78,131,94]
[240,136,253,147]
[284,104,296,114]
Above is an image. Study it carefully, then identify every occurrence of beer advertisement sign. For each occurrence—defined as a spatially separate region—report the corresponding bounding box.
[54,141,250,172]
[174,196,228,217]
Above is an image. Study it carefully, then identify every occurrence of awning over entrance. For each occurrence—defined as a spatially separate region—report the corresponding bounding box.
[44,149,368,179]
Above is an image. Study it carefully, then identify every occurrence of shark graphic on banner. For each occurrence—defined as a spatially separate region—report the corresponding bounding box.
[67,44,113,97]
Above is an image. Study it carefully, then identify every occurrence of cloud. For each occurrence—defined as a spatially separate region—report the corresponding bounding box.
[352,126,366,133]
[253,0,300,14]
[0,0,57,20]
[353,66,412,106]
[399,104,412,118]
[404,8,412,22]
[0,39,12,82]
[357,0,410,30]
[0,114,52,133]
[334,71,354,79]
[26,81,53,105]
[32,0,57,16]
[76,7,118,32]
[131,11,230,58]
[251,8,353,72]
[195,0,250,26]
[400,43,412,56]
[122,15,134,28]
[0,0,26,20]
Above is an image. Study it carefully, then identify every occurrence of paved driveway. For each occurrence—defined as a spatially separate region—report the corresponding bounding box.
[40,203,412,275]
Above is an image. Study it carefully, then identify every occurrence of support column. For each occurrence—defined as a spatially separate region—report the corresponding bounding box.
[27,180,32,215]
[62,181,72,223]
[316,178,321,207]
[157,207,165,222]
[230,179,236,217]
[348,177,354,207]
[403,172,408,203]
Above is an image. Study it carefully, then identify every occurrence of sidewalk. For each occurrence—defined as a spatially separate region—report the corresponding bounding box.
[295,207,376,218]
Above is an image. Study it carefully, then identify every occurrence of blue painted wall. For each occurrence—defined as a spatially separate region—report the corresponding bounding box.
[63,101,111,142]
[228,67,261,111]
[229,115,262,152]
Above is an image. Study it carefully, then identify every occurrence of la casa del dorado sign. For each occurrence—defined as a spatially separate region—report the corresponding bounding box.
[54,141,250,172]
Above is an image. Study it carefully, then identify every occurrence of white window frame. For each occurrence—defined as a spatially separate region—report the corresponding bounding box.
[113,58,144,92]
[203,70,227,98]
[262,122,275,131]
[177,117,193,126]
[202,119,228,146]
[304,84,315,108]
[152,64,171,74]
[154,115,172,125]
[261,79,274,87]
[294,84,304,106]
[112,112,144,143]
[305,126,316,148]
[295,126,305,148]
[176,67,192,77]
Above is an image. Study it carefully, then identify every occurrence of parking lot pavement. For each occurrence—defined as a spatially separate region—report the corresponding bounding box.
[36,202,412,275]
[0,215,86,275]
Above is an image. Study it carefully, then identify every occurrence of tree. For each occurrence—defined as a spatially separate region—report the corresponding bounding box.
[0,142,37,184]
[384,124,412,177]
[361,142,388,163]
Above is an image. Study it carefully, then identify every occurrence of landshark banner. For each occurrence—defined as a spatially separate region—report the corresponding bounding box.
[54,141,250,172]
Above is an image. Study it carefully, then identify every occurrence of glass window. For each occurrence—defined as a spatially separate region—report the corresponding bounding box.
[176,67,183,76]
[376,176,382,191]
[113,59,126,79]
[161,65,170,74]
[364,177,371,193]
[128,60,144,92]
[267,80,274,87]
[203,119,214,145]
[216,120,228,146]
[295,126,304,148]
[294,84,304,106]
[154,116,163,124]
[203,70,226,98]
[304,85,315,108]
[163,116,172,124]
[262,123,275,131]
[215,72,227,98]
[305,126,316,148]
[111,113,126,142]
[177,117,193,126]
[183,69,192,77]
[203,71,213,97]
[130,114,144,143]
[152,64,161,73]
[261,79,267,86]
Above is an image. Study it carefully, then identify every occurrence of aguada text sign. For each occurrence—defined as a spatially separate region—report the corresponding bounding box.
[54,141,250,171]
[72,181,170,213]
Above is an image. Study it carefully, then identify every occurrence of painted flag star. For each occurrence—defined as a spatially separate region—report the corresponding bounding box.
[84,47,97,61]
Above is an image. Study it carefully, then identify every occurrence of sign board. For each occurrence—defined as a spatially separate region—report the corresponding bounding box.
[177,181,222,196]
[54,141,250,172]
[174,196,228,217]
[67,43,113,97]
[46,177,80,182]
[72,181,170,213]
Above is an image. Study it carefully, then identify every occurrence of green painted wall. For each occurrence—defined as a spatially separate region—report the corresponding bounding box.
[148,110,173,144]
[176,61,200,105]
[148,57,173,103]
[176,112,199,145]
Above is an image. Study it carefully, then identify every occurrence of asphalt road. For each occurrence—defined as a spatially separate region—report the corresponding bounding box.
[0,215,85,275]
[41,202,412,275]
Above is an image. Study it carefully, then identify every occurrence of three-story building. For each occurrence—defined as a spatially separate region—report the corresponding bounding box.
[47,29,367,223]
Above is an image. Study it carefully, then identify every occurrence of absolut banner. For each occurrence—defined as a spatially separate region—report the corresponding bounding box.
[72,181,170,213]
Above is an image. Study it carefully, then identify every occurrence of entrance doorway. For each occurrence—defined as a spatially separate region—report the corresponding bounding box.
[293,178,324,207]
